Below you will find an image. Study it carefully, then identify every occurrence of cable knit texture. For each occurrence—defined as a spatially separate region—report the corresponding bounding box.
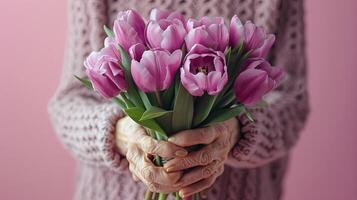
[48,0,309,199]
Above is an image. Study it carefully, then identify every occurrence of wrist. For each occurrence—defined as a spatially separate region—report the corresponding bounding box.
[229,118,241,150]
[115,116,130,156]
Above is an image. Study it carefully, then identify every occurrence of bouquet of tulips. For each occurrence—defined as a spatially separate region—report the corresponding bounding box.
[75,8,283,200]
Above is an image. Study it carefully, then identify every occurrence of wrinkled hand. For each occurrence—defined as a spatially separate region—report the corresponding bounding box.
[164,118,240,198]
[115,116,188,193]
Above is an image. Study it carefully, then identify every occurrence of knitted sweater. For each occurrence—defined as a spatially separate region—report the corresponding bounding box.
[48,0,309,199]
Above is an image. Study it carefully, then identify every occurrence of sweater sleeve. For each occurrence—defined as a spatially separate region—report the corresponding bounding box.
[226,0,310,168]
[48,0,128,172]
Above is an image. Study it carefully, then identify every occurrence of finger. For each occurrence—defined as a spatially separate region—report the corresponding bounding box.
[175,160,221,188]
[127,147,183,186]
[137,135,188,158]
[165,144,225,172]
[179,166,224,198]
[168,123,226,147]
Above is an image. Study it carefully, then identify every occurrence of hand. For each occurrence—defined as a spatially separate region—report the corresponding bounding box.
[164,118,240,198]
[115,116,188,193]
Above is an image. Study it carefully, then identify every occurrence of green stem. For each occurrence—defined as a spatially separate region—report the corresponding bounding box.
[155,91,163,107]
[158,193,168,200]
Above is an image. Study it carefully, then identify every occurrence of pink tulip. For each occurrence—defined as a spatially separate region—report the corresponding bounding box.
[146,9,187,52]
[185,17,229,51]
[113,10,146,52]
[230,15,275,58]
[84,39,127,99]
[131,49,182,92]
[233,58,283,106]
[181,44,228,96]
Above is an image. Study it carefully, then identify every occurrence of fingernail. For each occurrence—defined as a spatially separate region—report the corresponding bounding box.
[166,167,175,172]
[175,150,187,157]
[168,137,176,142]
[179,191,185,198]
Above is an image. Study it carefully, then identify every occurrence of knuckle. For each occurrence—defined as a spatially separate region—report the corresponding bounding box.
[199,151,212,165]
[141,165,155,182]
[202,165,214,178]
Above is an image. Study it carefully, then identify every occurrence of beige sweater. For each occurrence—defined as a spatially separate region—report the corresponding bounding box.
[48,0,309,199]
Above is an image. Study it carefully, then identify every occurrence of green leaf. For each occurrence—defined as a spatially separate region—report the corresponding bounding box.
[124,107,168,139]
[140,106,172,121]
[146,92,160,107]
[112,96,127,109]
[156,112,172,134]
[225,47,232,64]
[120,93,135,108]
[171,83,194,133]
[217,90,236,108]
[103,25,115,38]
[118,44,131,71]
[161,83,175,110]
[116,46,145,108]
[192,94,218,127]
[203,105,245,126]
[74,75,93,90]
[139,91,152,109]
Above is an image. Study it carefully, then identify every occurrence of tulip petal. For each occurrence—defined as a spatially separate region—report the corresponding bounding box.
[206,71,223,95]
[131,59,157,92]
[129,43,146,61]
[247,27,265,50]
[234,68,271,105]
[86,69,120,99]
[229,15,245,48]
[114,20,144,51]
[252,34,275,58]
[150,8,170,21]
[146,21,164,49]
[180,68,205,96]
[161,23,186,52]
[206,23,229,51]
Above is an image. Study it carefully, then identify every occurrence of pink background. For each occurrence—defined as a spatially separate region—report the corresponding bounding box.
[0,0,356,199]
